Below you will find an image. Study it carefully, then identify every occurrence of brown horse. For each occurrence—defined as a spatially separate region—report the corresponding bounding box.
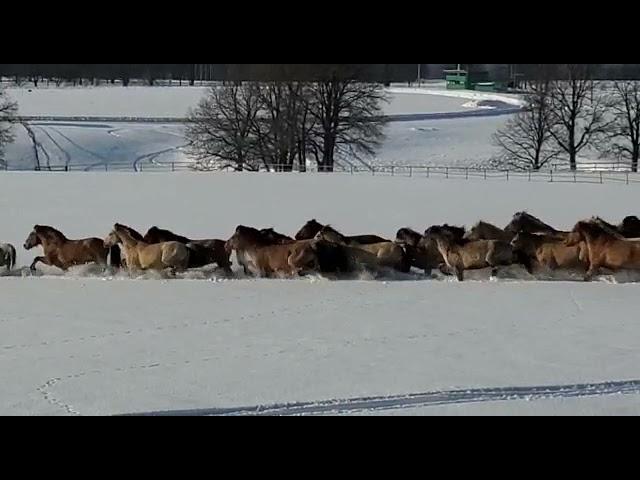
[143,226,232,273]
[566,220,640,281]
[511,232,586,274]
[465,221,513,242]
[427,225,515,281]
[225,226,320,278]
[24,225,109,272]
[316,225,409,273]
[105,224,190,273]
[295,219,388,244]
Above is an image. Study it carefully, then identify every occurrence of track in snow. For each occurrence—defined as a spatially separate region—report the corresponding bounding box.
[123,379,640,416]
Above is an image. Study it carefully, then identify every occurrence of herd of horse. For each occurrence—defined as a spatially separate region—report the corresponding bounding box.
[2,212,640,282]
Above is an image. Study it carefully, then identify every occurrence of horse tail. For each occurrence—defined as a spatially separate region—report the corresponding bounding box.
[10,245,16,270]
[109,245,122,268]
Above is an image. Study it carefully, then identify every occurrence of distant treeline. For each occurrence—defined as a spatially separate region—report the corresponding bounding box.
[0,64,438,85]
[1,64,640,86]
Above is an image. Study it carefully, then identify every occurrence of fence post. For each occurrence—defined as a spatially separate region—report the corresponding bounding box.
[465,167,469,180]
[391,166,395,177]
[372,166,375,176]
[573,171,577,183]
[105,164,108,172]
[600,172,603,184]
[409,166,413,178]
[172,162,175,172]
[446,167,449,179]
[627,172,630,185]
[351,165,354,175]
[528,171,531,182]
[506,170,509,181]
[484,169,487,180]
[427,167,430,178]
[550,170,553,183]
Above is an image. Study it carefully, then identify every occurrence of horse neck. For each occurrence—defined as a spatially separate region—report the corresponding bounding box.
[38,230,65,249]
[117,229,142,248]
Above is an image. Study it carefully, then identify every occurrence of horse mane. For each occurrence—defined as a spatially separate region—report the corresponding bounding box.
[575,220,619,240]
[35,225,66,241]
[515,211,556,231]
[236,225,270,246]
[147,226,190,243]
[472,220,502,232]
[590,217,625,239]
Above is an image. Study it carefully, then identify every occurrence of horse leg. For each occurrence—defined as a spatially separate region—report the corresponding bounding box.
[30,256,51,272]
[217,254,233,276]
[455,266,464,282]
[584,263,600,282]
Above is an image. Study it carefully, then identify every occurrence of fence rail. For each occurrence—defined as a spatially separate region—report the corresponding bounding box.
[5,161,640,185]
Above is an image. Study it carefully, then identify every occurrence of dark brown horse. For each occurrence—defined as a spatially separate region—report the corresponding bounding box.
[396,227,444,275]
[143,227,232,273]
[295,219,387,244]
[619,216,640,238]
[317,225,410,273]
[24,225,109,272]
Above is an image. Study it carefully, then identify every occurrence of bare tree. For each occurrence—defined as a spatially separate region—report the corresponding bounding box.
[251,82,309,171]
[548,64,610,171]
[0,88,17,168]
[307,68,387,172]
[606,81,640,172]
[185,84,263,171]
[492,77,561,170]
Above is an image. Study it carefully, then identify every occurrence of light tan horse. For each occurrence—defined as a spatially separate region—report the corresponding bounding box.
[225,226,319,278]
[566,219,640,281]
[104,224,190,273]
[24,225,109,272]
[316,225,409,273]
[511,232,586,274]
[428,225,515,281]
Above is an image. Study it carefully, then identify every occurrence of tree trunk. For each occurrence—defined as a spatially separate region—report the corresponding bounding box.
[320,134,335,172]
[633,146,639,173]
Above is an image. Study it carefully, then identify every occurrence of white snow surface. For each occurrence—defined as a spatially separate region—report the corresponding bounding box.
[1,172,640,416]
[7,85,481,118]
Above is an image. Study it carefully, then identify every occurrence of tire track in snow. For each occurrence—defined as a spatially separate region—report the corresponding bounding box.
[35,126,72,168]
[48,126,112,170]
[133,144,188,172]
[124,379,640,416]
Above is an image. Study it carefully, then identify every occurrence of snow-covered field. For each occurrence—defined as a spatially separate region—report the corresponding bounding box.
[2,85,519,171]
[7,84,497,118]
[1,172,640,416]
